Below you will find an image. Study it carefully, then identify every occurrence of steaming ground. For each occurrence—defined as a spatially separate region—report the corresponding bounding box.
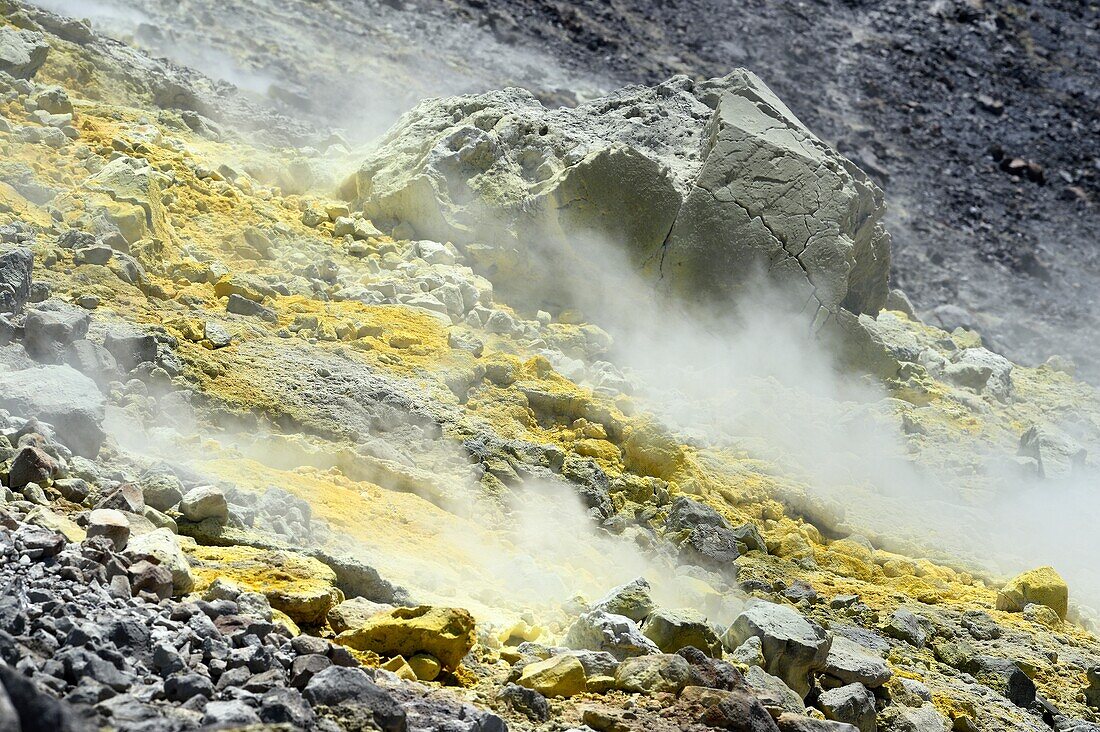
[4,3,1100,728]
[28,0,610,141]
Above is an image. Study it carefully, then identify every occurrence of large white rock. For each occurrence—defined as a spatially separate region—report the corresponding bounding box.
[343,71,890,319]
[0,365,106,456]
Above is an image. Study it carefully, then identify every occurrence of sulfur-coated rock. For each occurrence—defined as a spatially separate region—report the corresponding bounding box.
[817,683,876,732]
[564,610,660,660]
[995,566,1069,620]
[723,601,830,698]
[517,654,588,697]
[642,608,723,657]
[592,577,654,622]
[614,653,692,694]
[186,545,340,625]
[336,605,476,671]
[407,653,440,682]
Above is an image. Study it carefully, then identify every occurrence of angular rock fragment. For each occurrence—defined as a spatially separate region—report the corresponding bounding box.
[614,653,692,694]
[817,683,876,732]
[592,577,654,622]
[996,566,1068,620]
[723,600,831,698]
[336,605,475,670]
[517,654,587,697]
[564,610,661,660]
[642,608,723,657]
[822,636,891,688]
[0,247,33,314]
[346,72,889,318]
[0,28,49,79]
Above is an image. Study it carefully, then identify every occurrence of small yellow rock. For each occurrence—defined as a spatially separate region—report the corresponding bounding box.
[382,655,417,681]
[408,653,441,682]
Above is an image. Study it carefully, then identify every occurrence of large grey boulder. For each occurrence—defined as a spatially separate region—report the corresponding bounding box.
[822,636,891,688]
[344,71,889,319]
[0,28,49,79]
[723,600,831,698]
[0,365,105,456]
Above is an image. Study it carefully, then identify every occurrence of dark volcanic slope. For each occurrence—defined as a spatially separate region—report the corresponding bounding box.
[447,0,1100,375]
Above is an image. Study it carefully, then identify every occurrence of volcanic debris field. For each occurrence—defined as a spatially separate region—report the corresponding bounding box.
[0,2,1097,732]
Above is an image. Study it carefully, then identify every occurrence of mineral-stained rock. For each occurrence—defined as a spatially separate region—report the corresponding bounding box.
[995,566,1069,620]
[723,600,831,698]
[614,653,692,694]
[642,608,723,657]
[0,364,105,456]
[344,71,889,318]
[8,445,58,489]
[564,610,661,660]
[517,654,588,697]
[336,605,476,670]
[593,577,655,622]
